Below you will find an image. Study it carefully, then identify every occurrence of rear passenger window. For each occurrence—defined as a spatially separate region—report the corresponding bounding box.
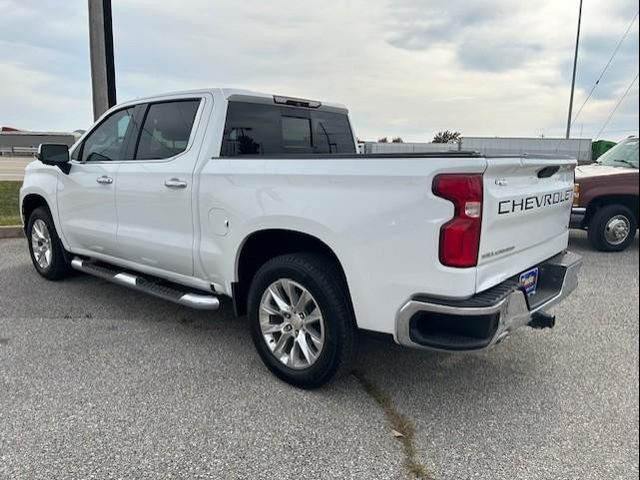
[221,102,355,156]
[221,102,281,156]
[135,100,200,160]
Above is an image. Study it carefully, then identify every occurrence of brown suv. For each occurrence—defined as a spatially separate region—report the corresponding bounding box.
[571,137,639,251]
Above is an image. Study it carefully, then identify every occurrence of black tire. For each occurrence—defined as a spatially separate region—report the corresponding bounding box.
[587,204,637,252]
[247,253,357,389]
[26,206,73,280]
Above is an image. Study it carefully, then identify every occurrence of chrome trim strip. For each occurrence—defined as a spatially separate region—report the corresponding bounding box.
[71,257,84,269]
[114,272,137,286]
[71,257,220,311]
[179,293,220,310]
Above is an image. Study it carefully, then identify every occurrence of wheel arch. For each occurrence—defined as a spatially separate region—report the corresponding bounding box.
[584,194,639,226]
[21,193,51,234]
[232,228,353,318]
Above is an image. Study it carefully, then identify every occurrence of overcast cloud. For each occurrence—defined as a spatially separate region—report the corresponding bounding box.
[0,0,638,141]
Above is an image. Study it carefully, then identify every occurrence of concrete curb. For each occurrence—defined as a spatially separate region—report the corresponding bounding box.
[0,226,24,239]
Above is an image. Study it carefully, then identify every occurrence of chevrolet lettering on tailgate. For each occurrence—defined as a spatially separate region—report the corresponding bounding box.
[498,188,573,215]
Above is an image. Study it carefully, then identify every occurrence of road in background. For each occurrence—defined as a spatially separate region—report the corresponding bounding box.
[0,156,32,181]
[1,231,638,479]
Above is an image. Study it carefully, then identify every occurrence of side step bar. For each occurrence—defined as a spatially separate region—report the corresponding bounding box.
[71,257,220,310]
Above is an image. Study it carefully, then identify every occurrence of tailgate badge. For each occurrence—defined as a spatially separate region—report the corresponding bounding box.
[495,178,508,186]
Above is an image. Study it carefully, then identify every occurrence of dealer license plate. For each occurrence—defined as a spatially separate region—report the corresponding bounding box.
[519,267,539,296]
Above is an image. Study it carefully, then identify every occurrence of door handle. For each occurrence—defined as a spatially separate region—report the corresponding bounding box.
[96,176,113,185]
[164,178,188,189]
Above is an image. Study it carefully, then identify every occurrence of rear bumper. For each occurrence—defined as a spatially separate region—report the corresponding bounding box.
[395,251,583,351]
[570,207,586,228]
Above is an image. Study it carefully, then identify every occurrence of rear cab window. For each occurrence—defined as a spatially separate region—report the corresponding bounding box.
[221,101,355,156]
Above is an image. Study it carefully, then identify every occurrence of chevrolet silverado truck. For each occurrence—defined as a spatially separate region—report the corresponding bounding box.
[571,137,639,251]
[20,88,583,388]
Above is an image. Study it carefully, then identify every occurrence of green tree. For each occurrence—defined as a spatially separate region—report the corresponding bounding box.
[432,130,461,143]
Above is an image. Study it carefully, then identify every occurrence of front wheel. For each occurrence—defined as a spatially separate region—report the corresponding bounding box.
[27,206,73,280]
[247,253,357,389]
[587,204,637,252]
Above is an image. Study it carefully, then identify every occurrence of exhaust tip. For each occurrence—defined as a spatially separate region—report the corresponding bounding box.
[529,311,556,329]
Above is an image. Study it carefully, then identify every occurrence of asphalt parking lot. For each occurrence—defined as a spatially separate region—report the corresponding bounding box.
[1,231,638,479]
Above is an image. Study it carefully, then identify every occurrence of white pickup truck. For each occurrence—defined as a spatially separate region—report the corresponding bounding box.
[20,88,582,387]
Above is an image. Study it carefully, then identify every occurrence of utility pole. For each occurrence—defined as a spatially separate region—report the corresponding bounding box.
[566,0,583,139]
[88,0,116,120]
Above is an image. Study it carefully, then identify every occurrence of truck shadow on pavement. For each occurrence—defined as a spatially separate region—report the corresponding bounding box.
[3,259,542,393]
[1,251,575,407]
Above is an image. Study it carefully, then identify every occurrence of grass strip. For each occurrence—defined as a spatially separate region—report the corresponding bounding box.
[0,181,22,226]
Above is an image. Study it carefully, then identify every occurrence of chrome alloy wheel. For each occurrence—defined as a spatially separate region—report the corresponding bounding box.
[31,219,52,269]
[605,215,631,245]
[259,278,325,369]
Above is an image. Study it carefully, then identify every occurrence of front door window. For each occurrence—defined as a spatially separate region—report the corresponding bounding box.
[80,108,135,162]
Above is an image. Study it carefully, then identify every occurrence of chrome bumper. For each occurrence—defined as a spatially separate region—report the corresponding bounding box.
[570,207,586,228]
[395,251,583,351]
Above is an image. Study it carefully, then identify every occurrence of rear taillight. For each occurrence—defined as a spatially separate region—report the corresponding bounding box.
[432,174,483,268]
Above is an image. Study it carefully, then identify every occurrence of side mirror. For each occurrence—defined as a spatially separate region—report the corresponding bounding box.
[37,144,71,174]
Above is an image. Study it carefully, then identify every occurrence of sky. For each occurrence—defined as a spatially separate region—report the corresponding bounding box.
[0,0,638,142]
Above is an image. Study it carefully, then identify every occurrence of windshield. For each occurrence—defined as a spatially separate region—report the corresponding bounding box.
[595,138,639,168]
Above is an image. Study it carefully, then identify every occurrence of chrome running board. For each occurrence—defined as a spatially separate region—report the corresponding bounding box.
[70,257,220,310]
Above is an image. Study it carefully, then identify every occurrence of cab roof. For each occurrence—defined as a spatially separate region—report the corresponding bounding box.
[124,88,349,113]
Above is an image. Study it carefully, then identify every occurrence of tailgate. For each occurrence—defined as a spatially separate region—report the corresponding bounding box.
[476,156,576,293]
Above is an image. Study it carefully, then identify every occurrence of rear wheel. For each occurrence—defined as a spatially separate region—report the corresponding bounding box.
[247,253,357,389]
[587,204,637,252]
[27,207,73,280]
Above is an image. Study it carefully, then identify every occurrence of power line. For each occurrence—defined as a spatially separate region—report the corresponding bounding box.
[554,10,638,151]
[571,10,639,127]
[595,72,639,139]
[597,128,639,134]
